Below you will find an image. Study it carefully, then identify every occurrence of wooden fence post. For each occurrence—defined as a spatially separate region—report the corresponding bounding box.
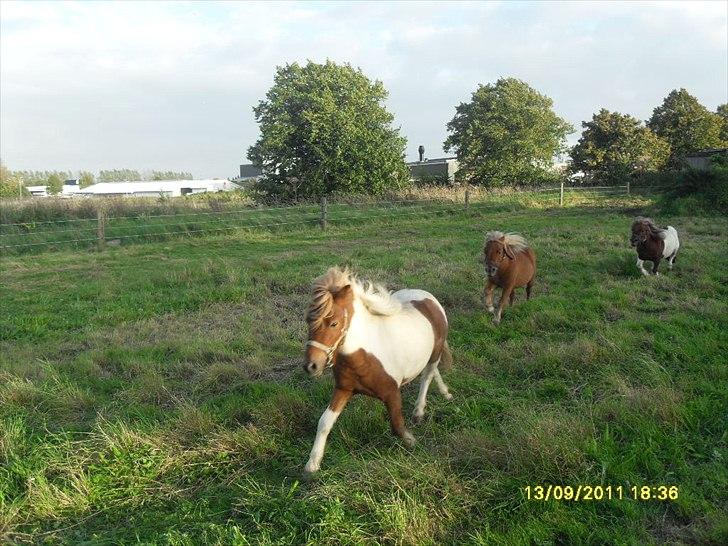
[320,196,327,230]
[626,179,630,196]
[559,180,564,206]
[97,207,106,251]
[464,186,470,210]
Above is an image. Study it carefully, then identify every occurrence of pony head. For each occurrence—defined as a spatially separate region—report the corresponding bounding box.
[631,217,666,247]
[304,268,354,377]
[482,231,528,277]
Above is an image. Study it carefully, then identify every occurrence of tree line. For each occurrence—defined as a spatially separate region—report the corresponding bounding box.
[0,168,193,198]
[247,61,727,198]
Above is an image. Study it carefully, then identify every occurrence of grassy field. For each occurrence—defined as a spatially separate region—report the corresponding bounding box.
[1,195,727,544]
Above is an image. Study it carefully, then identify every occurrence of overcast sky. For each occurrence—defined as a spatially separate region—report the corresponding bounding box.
[1,1,726,179]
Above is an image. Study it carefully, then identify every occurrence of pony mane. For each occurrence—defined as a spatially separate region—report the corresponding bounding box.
[307,267,401,329]
[633,217,667,239]
[484,231,529,254]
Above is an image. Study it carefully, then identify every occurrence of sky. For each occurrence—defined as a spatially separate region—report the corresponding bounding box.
[1,0,726,179]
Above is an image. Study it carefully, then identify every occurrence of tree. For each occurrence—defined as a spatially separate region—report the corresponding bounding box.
[78,171,95,188]
[570,109,670,184]
[45,173,64,195]
[248,60,409,199]
[0,162,28,198]
[443,78,573,187]
[717,103,728,142]
[647,89,726,167]
[98,169,141,182]
[151,171,193,180]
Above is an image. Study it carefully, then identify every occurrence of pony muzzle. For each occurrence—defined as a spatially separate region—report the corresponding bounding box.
[304,339,337,377]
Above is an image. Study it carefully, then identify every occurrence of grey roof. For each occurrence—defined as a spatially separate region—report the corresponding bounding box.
[406,157,457,166]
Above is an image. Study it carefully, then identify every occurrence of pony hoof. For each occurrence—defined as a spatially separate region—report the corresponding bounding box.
[493,317,501,325]
[402,432,416,448]
[412,412,424,425]
[486,306,494,313]
[303,462,319,475]
[444,393,453,400]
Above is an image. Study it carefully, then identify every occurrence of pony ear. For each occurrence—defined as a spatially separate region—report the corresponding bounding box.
[335,284,353,304]
[504,245,515,259]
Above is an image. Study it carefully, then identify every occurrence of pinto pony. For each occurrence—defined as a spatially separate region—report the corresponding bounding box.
[630,217,680,276]
[481,231,536,324]
[302,267,453,473]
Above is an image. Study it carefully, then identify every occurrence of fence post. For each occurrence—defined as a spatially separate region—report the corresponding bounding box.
[97,207,106,251]
[560,180,564,206]
[464,186,470,210]
[626,179,630,196]
[320,196,328,230]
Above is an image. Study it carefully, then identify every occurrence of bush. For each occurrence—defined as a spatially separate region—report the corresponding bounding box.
[659,161,728,215]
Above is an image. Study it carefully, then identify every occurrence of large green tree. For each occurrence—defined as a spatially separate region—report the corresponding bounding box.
[647,89,726,167]
[570,109,670,184]
[717,103,728,142]
[443,78,573,187]
[248,60,408,199]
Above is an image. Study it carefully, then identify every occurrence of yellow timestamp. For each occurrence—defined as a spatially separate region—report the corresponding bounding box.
[523,485,679,502]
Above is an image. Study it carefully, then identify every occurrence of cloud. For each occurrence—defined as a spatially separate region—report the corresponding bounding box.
[1,0,726,177]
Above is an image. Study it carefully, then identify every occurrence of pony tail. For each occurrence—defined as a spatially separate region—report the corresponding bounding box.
[439,340,453,371]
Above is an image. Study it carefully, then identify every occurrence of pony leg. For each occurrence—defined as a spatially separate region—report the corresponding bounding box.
[652,258,661,276]
[668,252,677,270]
[636,259,649,276]
[526,281,533,300]
[509,291,515,306]
[433,368,453,400]
[484,280,496,313]
[384,390,415,448]
[304,389,352,473]
[494,285,514,324]
[413,361,437,423]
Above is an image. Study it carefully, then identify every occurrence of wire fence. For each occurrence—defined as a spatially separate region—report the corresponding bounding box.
[0,184,641,255]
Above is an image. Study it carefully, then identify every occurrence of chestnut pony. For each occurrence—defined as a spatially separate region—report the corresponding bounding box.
[302,267,453,473]
[630,217,680,276]
[481,231,536,324]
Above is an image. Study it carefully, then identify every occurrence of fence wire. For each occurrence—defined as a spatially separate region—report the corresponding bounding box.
[1,186,638,254]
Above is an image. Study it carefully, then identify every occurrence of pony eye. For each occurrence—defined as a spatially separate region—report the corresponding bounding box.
[330,321,338,328]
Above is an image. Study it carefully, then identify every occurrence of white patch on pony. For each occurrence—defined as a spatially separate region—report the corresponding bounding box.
[340,288,445,388]
[637,259,649,276]
[304,407,341,473]
[661,226,680,259]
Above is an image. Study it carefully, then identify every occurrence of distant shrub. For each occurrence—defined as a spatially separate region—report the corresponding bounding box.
[659,158,728,215]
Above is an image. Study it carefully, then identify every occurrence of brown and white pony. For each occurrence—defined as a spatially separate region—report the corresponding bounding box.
[481,231,536,324]
[302,267,453,473]
[630,217,680,276]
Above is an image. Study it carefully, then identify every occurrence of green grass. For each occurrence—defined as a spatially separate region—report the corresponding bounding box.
[1,195,727,545]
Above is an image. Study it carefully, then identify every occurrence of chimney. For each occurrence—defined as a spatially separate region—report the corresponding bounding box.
[418,145,425,162]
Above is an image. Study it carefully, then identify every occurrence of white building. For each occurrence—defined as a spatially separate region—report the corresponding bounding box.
[26,185,49,197]
[77,179,237,197]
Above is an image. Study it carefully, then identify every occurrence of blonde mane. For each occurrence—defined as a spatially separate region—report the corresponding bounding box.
[484,231,529,254]
[307,267,402,329]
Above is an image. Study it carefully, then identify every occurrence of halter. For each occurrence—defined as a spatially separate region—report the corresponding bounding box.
[305,309,349,368]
